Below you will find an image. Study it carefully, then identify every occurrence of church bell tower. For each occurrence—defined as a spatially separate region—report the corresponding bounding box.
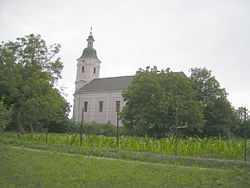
[75,28,101,91]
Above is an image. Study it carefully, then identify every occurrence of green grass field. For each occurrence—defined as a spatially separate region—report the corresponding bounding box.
[0,134,250,187]
[0,144,249,188]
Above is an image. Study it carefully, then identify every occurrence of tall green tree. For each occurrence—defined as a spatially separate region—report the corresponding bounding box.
[0,100,11,131]
[121,66,204,137]
[190,68,236,137]
[232,107,250,138]
[0,34,70,132]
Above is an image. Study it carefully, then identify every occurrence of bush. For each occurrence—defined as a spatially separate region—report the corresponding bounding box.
[48,119,76,133]
[75,121,124,137]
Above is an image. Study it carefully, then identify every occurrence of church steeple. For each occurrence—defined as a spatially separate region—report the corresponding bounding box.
[75,29,101,91]
[87,27,94,48]
[79,27,98,59]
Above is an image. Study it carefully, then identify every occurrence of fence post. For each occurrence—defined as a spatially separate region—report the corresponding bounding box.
[175,107,178,156]
[45,125,49,144]
[244,107,247,162]
[116,111,119,150]
[116,101,120,150]
[80,108,84,146]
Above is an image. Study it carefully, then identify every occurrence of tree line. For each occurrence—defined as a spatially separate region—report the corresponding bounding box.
[120,66,249,138]
[0,34,71,133]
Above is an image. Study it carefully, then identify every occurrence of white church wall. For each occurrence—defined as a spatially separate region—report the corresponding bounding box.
[73,90,124,126]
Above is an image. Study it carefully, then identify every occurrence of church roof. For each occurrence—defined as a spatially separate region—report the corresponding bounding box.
[79,30,99,59]
[80,47,98,59]
[76,76,133,93]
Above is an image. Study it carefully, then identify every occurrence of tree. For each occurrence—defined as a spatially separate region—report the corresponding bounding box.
[0,34,70,132]
[121,66,204,137]
[232,107,250,138]
[190,67,236,137]
[0,100,11,131]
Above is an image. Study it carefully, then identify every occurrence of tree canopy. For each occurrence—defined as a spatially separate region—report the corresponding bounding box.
[189,68,236,137]
[121,67,204,137]
[0,34,70,132]
[0,100,11,131]
[121,66,249,138]
[232,107,250,138]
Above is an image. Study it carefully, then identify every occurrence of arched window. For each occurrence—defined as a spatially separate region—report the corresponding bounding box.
[94,67,96,74]
[82,66,84,73]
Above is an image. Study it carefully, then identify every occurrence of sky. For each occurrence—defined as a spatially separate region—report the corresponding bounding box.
[0,0,249,117]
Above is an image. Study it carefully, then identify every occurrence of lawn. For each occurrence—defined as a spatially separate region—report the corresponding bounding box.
[0,143,249,188]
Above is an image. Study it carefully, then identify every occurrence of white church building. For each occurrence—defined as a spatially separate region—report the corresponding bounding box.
[72,31,132,125]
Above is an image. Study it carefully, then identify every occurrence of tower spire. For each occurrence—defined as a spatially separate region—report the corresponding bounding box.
[87,27,94,48]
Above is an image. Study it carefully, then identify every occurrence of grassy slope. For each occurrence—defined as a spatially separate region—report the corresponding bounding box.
[0,144,249,188]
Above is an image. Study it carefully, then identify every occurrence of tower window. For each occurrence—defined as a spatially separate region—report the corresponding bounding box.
[94,67,96,74]
[84,101,88,112]
[82,66,84,73]
[99,101,103,112]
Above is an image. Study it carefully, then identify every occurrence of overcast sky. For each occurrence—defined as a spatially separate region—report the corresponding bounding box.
[1,0,249,116]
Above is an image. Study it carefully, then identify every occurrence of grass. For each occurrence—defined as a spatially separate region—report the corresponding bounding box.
[2,132,249,161]
[1,135,249,170]
[0,143,250,188]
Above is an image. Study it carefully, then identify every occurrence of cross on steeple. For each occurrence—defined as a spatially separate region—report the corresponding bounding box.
[90,26,92,35]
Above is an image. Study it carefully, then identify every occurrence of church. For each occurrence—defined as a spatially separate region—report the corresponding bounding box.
[72,30,132,125]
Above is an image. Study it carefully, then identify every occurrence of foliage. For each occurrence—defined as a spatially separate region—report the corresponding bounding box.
[189,68,227,104]
[121,66,204,137]
[2,134,250,169]
[0,34,70,132]
[189,68,237,137]
[232,107,250,138]
[0,100,11,131]
[2,133,249,160]
[1,143,249,188]
[75,121,124,137]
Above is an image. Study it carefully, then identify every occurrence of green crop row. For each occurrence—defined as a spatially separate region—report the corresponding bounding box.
[1,132,249,160]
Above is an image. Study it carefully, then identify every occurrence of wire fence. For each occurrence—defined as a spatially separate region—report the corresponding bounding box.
[1,131,249,162]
